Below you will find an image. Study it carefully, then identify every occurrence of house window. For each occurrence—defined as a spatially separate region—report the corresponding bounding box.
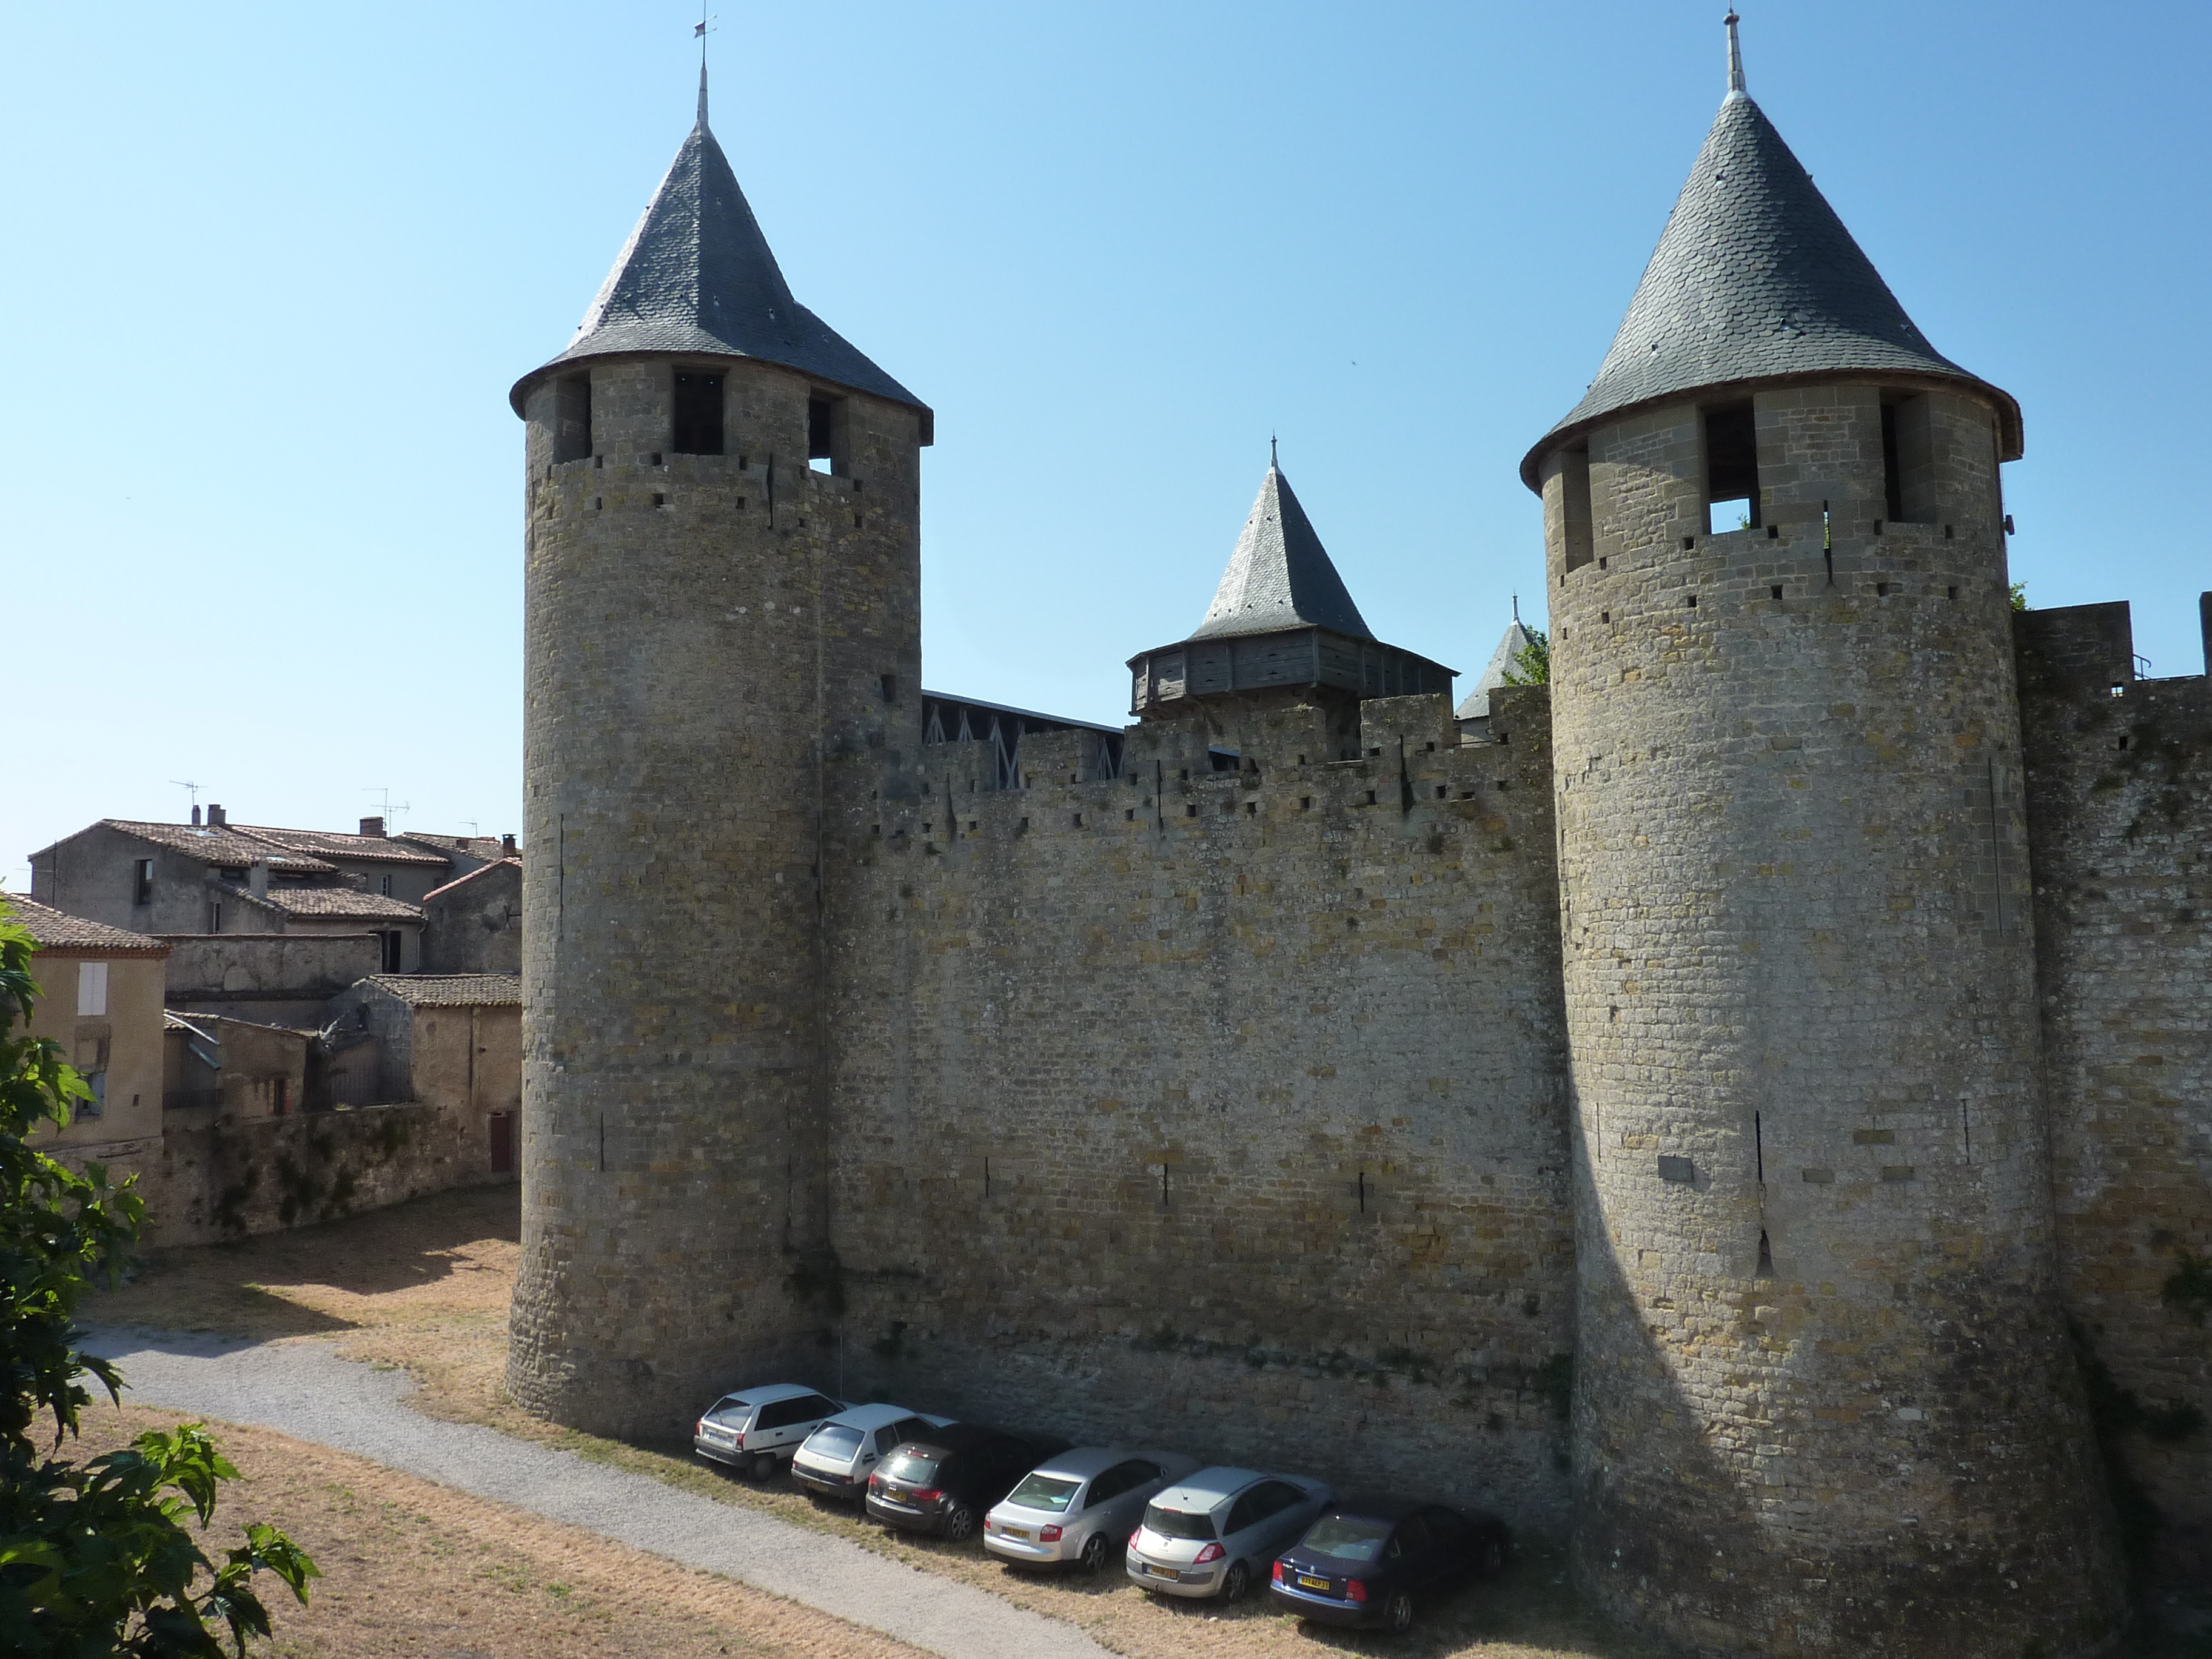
[207,902,222,934]
[1703,400,1760,533]
[672,369,725,455]
[132,859,154,907]
[78,1071,106,1120]
[76,960,109,1017]
[380,873,394,897]
[552,373,592,463]
[380,931,403,972]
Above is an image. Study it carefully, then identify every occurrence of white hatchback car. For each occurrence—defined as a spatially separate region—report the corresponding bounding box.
[983,1446,1199,1572]
[1125,1466,1332,1601]
[692,1384,845,1480]
[791,1403,951,1501]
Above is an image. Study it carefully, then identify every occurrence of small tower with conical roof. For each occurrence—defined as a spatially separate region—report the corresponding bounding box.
[1527,16,2121,1656]
[1127,458,1451,744]
[508,71,930,1438]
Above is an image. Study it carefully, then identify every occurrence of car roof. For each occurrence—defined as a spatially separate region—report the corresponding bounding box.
[714,1382,826,1407]
[821,1402,936,1430]
[1024,1445,1161,1480]
[1316,1495,1430,1524]
[1154,1466,1271,1508]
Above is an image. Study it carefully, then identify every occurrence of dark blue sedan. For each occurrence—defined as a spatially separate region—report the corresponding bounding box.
[1268,1496,1509,1633]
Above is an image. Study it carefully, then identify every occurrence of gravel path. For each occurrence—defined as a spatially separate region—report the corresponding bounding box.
[84,1331,1113,1659]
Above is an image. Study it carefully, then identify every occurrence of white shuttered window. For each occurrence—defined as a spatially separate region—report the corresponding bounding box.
[76,961,109,1017]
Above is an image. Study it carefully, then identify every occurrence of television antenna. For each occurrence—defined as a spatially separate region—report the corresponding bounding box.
[361,786,412,826]
[169,779,204,812]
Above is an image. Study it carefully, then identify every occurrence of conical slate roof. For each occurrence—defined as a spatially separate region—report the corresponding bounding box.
[511,77,927,427]
[1520,76,2017,487]
[1188,464,1373,642]
[1453,618,1535,721]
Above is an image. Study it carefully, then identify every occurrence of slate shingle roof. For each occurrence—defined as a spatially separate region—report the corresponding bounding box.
[1188,465,1373,643]
[1521,90,2020,488]
[1,894,171,956]
[511,82,928,432]
[1454,620,1537,722]
[359,973,521,1008]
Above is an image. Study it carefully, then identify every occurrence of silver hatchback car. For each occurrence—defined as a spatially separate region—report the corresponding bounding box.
[1125,1466,1332,1601]
[692,1384,845,1480]
[983,1446,1199,1572]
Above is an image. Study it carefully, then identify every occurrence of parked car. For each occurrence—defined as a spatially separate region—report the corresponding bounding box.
[1267,1496,1510,1633]
[692,1384,846,1480]
[865,1424,1067,1541]
[985,1446,1201,1572]
[791,1403,951,1501]
[1125,1466,1330,1601]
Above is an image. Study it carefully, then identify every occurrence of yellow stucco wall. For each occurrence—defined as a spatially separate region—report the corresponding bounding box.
[25,951,167,1148]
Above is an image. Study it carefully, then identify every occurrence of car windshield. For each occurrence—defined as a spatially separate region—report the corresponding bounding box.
[1144,1503,1218,1541]
[703,1397,752,1427]
[804,1424,863,1458]
[1007,1473,1082,1513]
[880,1452,937,1484]
[1301,1516,1393,1562]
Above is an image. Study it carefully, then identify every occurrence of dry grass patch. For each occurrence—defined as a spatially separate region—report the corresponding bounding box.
[87,1188,1664,1658]
[70,1401,932,1659]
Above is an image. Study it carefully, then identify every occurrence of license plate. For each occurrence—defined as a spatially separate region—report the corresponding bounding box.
[883,1487,907,1501]
[1144,1564,1178,1580]
[1000,1526,1030,1540]
[1298,1574,1330,1591]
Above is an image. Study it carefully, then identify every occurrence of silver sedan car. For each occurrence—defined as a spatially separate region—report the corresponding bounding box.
[1125,1466,1332,1601]
[982,1447,1199,1572]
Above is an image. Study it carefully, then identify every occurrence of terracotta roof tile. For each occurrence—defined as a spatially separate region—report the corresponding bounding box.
[1,895,171,956]
[359,973,521,1007]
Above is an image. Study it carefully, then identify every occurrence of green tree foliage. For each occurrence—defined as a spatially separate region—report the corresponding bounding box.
[1502,626,1550,687]
[2009,579,2029,612]
[0,903,318,1654]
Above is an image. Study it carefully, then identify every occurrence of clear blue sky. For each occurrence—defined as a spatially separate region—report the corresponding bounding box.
[5,2,2207,887]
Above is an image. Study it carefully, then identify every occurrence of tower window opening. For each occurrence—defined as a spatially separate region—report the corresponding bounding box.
[1554,444,1595,574]
[1882,394,1937,523]
[1208,748,1240,773]
[1703,400,1760,534]
[672,370,725,455]
[552,374,592,464]
[808,392,847,475]
[880,674,897,703]
[1756,1229,1775,1278]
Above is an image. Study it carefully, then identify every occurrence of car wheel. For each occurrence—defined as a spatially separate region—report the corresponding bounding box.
[1221,1560,1250,1603]
[1386,1590,1415,1634]
[752,1453,779,1482]
[1079,1532,1111,1573]
[944,1503,978,1543]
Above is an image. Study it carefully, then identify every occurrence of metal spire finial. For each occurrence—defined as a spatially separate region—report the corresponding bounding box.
[694,5,716,126]
[1724,10,1746,98]
[1270,434,1279,471]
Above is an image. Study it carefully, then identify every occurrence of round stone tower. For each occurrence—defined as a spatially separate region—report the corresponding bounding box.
[1526,20,2122,1657]
[508,72,929,1438]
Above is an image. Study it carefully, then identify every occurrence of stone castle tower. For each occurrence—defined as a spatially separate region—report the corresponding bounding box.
[506,70,931,1435]
[502,24,2204,1658]
[1523,19,2121,1654]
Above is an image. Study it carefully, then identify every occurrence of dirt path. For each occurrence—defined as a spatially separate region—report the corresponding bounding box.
[84,1188,1655,1659]
[73,1399,934,1659]
[85,1331,1114,1659]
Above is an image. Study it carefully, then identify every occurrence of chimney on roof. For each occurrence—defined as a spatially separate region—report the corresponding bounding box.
[207,804,227,828]
[190,806,202,826]
[360,816,386,837]
[249,859,270,899]
[501,833,518,856]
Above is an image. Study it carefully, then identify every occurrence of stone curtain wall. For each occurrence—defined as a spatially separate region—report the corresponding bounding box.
[55,1101,514,1250]
[2020,602,2212,1583]
[822,686,1578,1530]
[1543,384,2119,1656]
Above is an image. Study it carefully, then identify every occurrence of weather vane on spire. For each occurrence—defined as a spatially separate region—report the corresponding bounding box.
[695,2,717,124]
[1270,434,1279,470]
[1724,10,1746,97]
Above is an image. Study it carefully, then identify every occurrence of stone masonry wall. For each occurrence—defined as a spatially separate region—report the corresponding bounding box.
[1544,384,2119,1657]
[822,684,1578,1531]
[2019,601,2212,1584]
